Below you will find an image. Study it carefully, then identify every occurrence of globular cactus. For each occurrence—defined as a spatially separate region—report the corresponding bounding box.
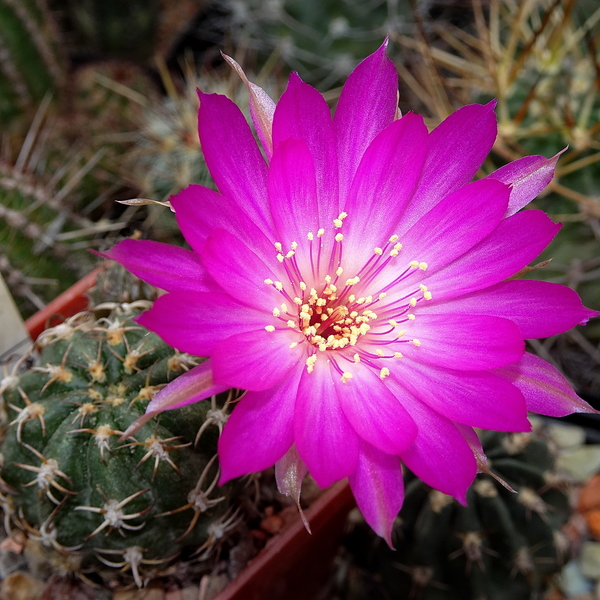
[338,431,572,600]
[0,302,236,587]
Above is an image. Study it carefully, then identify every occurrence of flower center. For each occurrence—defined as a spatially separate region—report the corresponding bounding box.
[263,213,434,381]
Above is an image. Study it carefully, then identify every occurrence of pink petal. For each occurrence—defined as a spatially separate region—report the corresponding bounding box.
[349,441,404,548]
[422,209,561,301]
[399,313,524,370]
[98,239,218,293]
[275,445,311,532]
[294,358,359,487]
[137,292,269,356]
[341,113,429,271]
[268,138,320,244]
[211,330,304,391]
[400,102,497,231]
[390,361,529,431]
[202,228,281,310]
[418,280,599,338]
[218,368,302,483]
[147,360,226,412]
[333,360,417,454]
[272,72,339,216]
[399,178,509,271]
[121,360,228,439]
[222,53,276,159]
[171,185,275,264]
[334,41,399,202]
[198,92,273,235]
[384,378,477,502]
[487,152,562,217]
[455,424,493,476]
[496,352,597,416]
[275,445,308,507]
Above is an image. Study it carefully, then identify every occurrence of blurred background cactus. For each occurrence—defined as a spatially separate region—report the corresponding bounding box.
[324,429,575,600]
[0,0,66,133]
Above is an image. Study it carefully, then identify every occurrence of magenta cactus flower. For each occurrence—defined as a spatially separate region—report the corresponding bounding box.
[104,42,598,545]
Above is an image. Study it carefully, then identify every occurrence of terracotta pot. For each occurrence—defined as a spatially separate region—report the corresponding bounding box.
[24,267,356,600]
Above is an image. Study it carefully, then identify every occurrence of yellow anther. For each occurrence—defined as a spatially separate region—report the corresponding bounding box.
[339,212,348,220]
[308,232,314,240]
[375,349,384,357]
[379,367,390,380]
[394,352,403,359]
[289,342,298,349]
[291,241,298,250]
[374,247,383,255]
[409,261,420,268]
[335,266,343,276]
[389,319,399,327]
[335,233,344,242]
[350,311,359,318]
[316,298,327,306]
[397,329,407,338]
[348,294,356,303]
[393,243,402,251]
[299,281,307,291]
[333,219,343,228]
[317,228,325,237]
[341,372,353,383]
[408,314,416,321]
[306,355,317,373]
[409,298,417,307]
[424,291,433,300]
[281,303,288,312]
[389,234,399,243]
[353,353,360,363]
[264,278,274,285]
[286,250,295,258]
[356,297,365,304]
[274,242,282,252]
[286,320,296,328]
[325,274,332,284]
[419,262,428,270]
[412,339,422,347]
[294,297,303,305]
[277,253,285,262]
[275,281,283,291]
[378,293,387,300]
[265,326,275,332]
[272,308,281,317]
[345,276,360,286]
[365,296,373,304]
[390,248,399,257]
[419,284,428,292]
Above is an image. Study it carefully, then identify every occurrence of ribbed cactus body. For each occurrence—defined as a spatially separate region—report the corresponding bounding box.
[0,304,232,584]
